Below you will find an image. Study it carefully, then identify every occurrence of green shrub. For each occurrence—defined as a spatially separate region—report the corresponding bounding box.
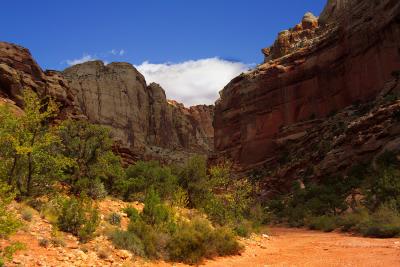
[128,220,160,259]
[141,189,174,229]
[57,197,100,242]
[21,207,33,222]
[123,206,140,222]
[58,119,125,199]
[109,230,145,257]
[107,212,121,226]
[358,205,400,238]
[74,178,107,200]
[0,183,22,238]
[178,156,209,208]
[121,161,180,201]
[234,222,251,237]
[308,216,337,232]
[1,242,26,261]
[338,209,370,232]
[167,218,241,264]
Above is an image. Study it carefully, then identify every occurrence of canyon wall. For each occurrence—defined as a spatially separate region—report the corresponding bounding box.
[213,0,400,184]
[0,42,82,119]
[0,42,214,164]
[63,61,213,163]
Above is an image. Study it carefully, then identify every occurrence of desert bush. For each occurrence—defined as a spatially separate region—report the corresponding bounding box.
[141,189,174,230]
[338,209,370,232]
[58,119,125,198]
[109,230,145,257]
[308,216,337,232]
[358,205,400,238]
[0,183,23,265]
[365,151,400,210]
[233,221,253,237]
[123,205,140,221]
[107,212,121,226]
[178,156,209,208]
[0,183,22,238]
[38,238,50,248]
[120,161,180,202]
[97,247,111,259]
[20,207,34,221]
[127,220,160,259]
[167,217,242,264]
[57,197,100,242]
[0,242,26,264]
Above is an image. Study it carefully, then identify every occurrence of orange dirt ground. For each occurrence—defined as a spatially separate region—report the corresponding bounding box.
[147,227,400,267]
[203,227,400,267]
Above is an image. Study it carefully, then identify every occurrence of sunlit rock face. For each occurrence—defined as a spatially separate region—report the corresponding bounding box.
[63,61,214,164]
[0,42,214,164]
[213,0,400,178]
[0,42,81,119]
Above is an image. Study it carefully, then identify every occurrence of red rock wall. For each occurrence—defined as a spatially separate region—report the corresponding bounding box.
[214,0,400,169]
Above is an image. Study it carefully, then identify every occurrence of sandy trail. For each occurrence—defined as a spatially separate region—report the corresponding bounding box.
[6,225,400,266]
[145,227,400,267]
[200,227,400,267]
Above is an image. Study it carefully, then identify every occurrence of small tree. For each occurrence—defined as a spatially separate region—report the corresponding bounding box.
[0,90,69,197]
[58,119,124,198]
[178,156,209,208]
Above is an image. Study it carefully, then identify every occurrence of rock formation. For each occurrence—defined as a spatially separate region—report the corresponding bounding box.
[0,42,81,119]
[0,43,214,164]
[213,0,400,190]
[63,61,213,163]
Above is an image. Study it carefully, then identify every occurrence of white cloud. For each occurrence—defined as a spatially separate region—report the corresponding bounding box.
[66,54,96,66]
[136,58,251,106]
[110,49,125,56]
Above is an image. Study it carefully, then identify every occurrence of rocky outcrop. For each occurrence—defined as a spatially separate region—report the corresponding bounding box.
[213,0,400,182]
[0,42,214,164]
[0,42,81,119]
[63,61,213,163]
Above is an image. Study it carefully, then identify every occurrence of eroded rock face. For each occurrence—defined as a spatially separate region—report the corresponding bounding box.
[0,42,81,119]
[63,61,214,163]
[0,42,214,164]
[213,0,400,177]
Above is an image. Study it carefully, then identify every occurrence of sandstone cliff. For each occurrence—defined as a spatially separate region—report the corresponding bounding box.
[0,42,214,164]
[63,61,214,164]
[213,0,400,190]
[0,42,82,119]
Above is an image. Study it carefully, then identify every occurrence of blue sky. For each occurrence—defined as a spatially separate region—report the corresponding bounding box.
[2,0,325,105]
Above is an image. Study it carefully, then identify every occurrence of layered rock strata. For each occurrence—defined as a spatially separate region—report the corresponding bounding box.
[213,0,400,183]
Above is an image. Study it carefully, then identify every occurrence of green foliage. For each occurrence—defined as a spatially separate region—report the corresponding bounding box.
[57,197,100,242]
[107,212,121,226]
[167,217,242,264]
[20,207,33,221]
[180,160,253,227]
[123,205,140,221]
[0,241,26,263]
[178,156,209,208]
[365,151,400,210]
[0,89,69,197]
[127,220,161,259]
[109,230,145,257]
[121,161,180,202]
[358,205,400,238]
[58,119,125,199]
[338,208,370,232]
[0,182,22,238]
[141,189,174,230]
[308,216,337,232]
